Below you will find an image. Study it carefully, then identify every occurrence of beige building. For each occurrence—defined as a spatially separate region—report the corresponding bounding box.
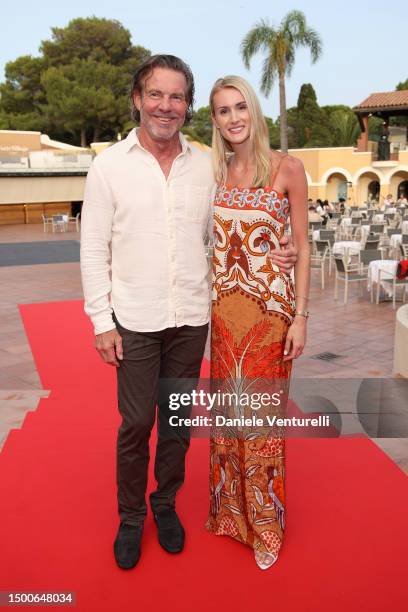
[289,89,408,206]
[0,130,91,225]
[0,131,212,225]
[290,145,408,205]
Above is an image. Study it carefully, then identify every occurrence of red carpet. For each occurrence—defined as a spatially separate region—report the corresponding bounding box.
[0,300,407,611]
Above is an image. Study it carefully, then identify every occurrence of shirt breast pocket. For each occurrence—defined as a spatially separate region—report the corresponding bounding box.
[184,185,210,222]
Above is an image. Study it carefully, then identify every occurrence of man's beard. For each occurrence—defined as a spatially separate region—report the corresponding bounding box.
[140,109,183,141]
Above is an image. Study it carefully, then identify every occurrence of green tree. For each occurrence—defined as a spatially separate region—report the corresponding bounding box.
[42,59,128,146]
[0,17,150,145]
[0,109,10,129]
[393,78,408,130]
[329,110,360,146]
[240,10,322,152]
[264,116,281,149]
[40,17,136,66]
[322,104,387,146]
[291,83,332,147]
[368,116,387,141]
[284,106,299,148]
[0,55,47,131]
[182,106,213,146]
[322,104,352,115]
[297,83,317,110]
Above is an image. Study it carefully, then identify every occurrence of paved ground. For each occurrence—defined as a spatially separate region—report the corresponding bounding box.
[0,223,407,474]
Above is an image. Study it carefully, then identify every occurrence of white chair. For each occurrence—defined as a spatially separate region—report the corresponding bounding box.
[310,241,329,289]
[318,232,335,275]
[358,250,383,302]
[41,214,52,233]
[376,267,408,309]
[67,213,80,232]
[334,256,366,304]
[364,236,380,250]
[400,244,408,258]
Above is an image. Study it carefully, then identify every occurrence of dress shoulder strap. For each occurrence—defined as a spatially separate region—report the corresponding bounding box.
[270,153,288,189]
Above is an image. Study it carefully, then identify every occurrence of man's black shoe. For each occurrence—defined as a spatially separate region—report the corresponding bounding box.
[153,509,185,553]
[113,522,143,569]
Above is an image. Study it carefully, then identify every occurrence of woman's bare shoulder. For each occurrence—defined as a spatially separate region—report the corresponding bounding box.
[269,149,285,164]
[270,150,303,170]
[285,157,306,190]
[284,153,304,173]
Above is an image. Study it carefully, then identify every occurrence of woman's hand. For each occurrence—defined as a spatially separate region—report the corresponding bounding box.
[283,316,307,361]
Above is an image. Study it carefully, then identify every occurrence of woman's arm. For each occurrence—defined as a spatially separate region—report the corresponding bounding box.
[282,156,310,361]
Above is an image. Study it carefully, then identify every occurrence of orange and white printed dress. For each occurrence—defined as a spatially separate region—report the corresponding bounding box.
[205,173,295,570]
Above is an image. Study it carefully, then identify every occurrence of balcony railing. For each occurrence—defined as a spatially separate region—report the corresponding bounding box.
[372,151,400,162]
[0,151,93,171]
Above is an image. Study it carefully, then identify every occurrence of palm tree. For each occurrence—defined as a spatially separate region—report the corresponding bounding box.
[330,110,361,146]
[241,11,322,153]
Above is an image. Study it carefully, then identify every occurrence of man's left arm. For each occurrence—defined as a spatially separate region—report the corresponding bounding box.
[269,231,298,275]
[205,183,217,246]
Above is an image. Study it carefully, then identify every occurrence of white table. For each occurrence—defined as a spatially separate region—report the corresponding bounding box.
[333,241,361,256]
[402,221,408,234]
[340,218,352,228]
[373,214,385,223]
[384,207,397,213]
[367,260,398,297]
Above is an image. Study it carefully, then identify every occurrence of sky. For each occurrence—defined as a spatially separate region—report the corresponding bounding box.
[1,0,407,119]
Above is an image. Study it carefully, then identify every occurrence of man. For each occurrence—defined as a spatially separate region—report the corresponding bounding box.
[80,54,297,570]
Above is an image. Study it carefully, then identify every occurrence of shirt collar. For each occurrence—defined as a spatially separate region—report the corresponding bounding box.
[124,127,191,155]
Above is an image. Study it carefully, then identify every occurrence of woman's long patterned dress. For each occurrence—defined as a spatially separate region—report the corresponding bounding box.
[205,182,295,570]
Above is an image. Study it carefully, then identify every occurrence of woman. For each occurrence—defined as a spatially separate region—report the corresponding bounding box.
[323,199,333,218]
[205,76,310,570]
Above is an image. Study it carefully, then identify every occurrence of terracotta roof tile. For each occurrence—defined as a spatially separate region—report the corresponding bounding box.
[354,90,408,111]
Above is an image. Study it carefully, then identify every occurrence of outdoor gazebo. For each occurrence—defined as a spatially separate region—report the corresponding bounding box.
[353,90,408,159]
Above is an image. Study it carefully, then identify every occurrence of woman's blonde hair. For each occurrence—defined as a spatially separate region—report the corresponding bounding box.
[209,75,271,187]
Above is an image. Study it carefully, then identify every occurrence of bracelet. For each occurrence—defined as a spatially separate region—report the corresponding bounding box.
[294,310,309,318]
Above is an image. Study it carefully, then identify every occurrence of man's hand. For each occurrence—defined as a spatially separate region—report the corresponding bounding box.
[268,235,298,274]
[95,328,123,367]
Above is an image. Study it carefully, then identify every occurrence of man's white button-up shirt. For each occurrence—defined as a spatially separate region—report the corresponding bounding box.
[80,128,215,335]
